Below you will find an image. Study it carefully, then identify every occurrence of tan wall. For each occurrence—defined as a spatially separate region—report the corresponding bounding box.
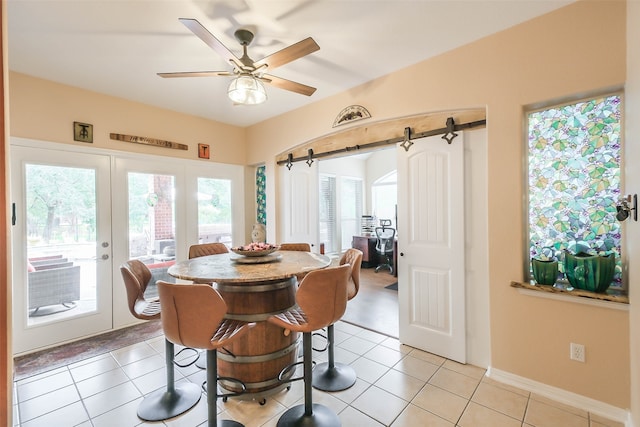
[246,1,630,408]
[9,72,246,165]
[626,1,640,423]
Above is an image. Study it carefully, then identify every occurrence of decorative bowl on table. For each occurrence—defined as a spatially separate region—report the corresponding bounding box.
[231,243,279,257]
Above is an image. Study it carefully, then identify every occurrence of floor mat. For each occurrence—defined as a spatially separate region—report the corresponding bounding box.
[13,319,163,380]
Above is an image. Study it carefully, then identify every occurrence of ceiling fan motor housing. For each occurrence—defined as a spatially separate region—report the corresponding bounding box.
[234,29,255,46]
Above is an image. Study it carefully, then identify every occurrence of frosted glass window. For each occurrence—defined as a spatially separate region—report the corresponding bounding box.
[527,94,622,286]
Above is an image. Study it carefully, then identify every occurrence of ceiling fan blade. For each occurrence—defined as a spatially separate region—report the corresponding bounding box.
[262,74,317,96]
[253,37,319,71]
[179,18,239,64]
[157,71,232,78]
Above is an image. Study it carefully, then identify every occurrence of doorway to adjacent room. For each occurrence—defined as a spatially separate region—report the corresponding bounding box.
[341,265,398,337]
[318,148,399,338]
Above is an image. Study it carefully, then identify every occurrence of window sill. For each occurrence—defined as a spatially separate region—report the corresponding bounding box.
[510,281,629,311]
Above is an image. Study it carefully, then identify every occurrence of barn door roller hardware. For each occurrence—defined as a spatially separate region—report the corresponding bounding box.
[441,117,458,144]
[279,116,486,167]
[399,127,413,152]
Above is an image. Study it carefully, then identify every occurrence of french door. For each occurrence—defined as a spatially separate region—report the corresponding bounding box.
[11,146,113,354]
[11,142,247,353]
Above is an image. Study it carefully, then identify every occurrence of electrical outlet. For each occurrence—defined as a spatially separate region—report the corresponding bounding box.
[570,343,585,362]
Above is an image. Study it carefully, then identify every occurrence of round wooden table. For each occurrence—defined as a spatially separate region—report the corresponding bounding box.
[167,250,331,402]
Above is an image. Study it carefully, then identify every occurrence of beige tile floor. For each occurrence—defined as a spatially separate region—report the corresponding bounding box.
[13,321,623,427]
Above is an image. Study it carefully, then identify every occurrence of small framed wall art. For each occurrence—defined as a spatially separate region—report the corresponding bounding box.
[198,143,210,159]
[73,122,93,143]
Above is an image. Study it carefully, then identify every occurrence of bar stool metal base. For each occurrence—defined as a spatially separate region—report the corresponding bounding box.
[137,339,201,421]
[275,332,341,427]
[137,382,201,421]
[311,324,356,392]
[276,403,341,427]
[207,349,247,427]
[311,362,356,392]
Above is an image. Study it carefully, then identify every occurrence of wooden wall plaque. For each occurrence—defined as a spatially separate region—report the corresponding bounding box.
[110,133,188,150]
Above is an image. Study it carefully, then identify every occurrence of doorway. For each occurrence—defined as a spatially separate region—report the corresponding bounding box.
[277,120,490,365]
[318,148,399,337]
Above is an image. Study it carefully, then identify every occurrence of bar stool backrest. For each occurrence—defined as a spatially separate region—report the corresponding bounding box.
[188,242,229,259]
[120,260,159,320]
[340,248,363,300]
[279,242,311,252]
[157,281,227,350]
[296,264,351,331]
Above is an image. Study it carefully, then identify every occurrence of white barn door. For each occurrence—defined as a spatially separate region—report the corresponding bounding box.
[279,161,319,251]
[397,134,466,363]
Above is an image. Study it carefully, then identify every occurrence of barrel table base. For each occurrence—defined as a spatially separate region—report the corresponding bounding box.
[215,277,298,403]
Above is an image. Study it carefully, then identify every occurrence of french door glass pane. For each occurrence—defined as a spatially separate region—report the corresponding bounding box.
[127,172,176,295]
[25,164,97,325]
[197,177,232,246]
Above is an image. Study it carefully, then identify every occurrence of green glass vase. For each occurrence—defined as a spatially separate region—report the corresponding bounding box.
[563,252,615,293]
[531,258,558,286]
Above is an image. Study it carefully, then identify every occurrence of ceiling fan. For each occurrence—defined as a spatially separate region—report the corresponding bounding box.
[158,18,320,105]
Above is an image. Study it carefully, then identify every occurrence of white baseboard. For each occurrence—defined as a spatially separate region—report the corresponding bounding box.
[486,366,632,427]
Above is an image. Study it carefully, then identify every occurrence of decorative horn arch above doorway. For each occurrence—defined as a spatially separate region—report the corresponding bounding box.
[276,109,486,169]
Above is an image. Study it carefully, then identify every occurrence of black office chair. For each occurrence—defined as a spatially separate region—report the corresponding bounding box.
[375,223,395,274]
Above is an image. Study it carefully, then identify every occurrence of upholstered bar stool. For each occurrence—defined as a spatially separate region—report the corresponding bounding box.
[268,264,351,427]
[188,242,229,259]
[157,281,255,427]
[279,243,312,285]
[278,242,311,252]
[312,248,363,392]
[120,260,201,421]
[188,242,230,368]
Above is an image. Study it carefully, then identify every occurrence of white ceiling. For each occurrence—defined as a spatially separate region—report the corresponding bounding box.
[7,0,574,127]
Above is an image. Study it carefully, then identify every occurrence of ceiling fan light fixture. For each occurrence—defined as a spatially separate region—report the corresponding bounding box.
[228,74,267,105]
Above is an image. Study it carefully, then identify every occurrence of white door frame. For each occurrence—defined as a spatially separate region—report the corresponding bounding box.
[11,144,113,354]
